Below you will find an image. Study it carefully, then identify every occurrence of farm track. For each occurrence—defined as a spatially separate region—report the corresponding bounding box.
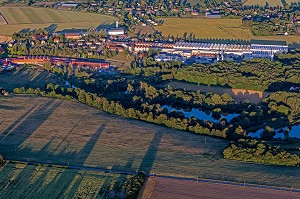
[5,158,300,194]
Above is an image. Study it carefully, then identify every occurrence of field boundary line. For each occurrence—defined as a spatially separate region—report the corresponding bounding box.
[5,158,300,193]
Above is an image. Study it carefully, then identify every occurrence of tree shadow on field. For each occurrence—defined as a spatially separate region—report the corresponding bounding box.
[0,98,62,150]
[138,130,163,174]
[0,123,110,198]
[95,22,115,30]
[75,123,106,162]
[0,103,37,136]
[44,24,58,33]
[0,104,20,110]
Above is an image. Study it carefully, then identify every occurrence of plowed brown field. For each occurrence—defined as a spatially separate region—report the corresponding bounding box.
[140,177,300,199]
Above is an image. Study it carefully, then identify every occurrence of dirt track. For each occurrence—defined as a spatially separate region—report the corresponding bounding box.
[141,177,300,199]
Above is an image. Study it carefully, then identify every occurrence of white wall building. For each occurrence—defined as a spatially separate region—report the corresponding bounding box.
[107,28,125,36]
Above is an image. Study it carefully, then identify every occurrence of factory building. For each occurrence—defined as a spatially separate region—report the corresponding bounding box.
[130,39,289,63]
[249,40,288,59]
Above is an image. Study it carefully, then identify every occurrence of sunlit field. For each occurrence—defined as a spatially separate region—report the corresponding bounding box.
[0,6,116,35]
[155,18,300,44]
[0,96,300,189]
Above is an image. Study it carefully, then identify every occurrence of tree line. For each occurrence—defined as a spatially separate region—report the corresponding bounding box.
[224,139,300,167]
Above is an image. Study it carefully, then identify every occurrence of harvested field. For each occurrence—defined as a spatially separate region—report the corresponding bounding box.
[0,95,300,189]
[156,18,251,40]
[0,6,116,35]
[0,162,128,198]
[0,67,62,91]
[140,177,300,199]
[244,0,300,6]
[161,81,272,103]
[155,18,300,44]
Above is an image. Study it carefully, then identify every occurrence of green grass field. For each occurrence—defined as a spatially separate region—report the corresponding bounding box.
[0,162,128,198]
[155,18,300,43]
[0,6,116,35]
[0,95,300,189]
[244,0,300,6]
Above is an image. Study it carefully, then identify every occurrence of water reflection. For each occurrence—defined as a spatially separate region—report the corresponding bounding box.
[248,125,300,139]
[162,105,238,122]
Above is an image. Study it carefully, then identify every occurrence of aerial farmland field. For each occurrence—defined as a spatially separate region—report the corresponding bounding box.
[155,18,300,44]
[0,162,128,198]
[0,6,116,35]
[155,18,251,40]
[0,95,300,189]
[244,0,300,6]
[141,177,300,199]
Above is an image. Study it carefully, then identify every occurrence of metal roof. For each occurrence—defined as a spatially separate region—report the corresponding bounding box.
[250,39,287,46]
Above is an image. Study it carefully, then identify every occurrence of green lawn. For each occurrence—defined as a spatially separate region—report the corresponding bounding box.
[0,95,300,189]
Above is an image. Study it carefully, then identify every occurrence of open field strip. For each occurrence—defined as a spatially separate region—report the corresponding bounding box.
[0,6,116,35]
[155,18,300,44]
[0,95,300,189]
[244,0,300,6]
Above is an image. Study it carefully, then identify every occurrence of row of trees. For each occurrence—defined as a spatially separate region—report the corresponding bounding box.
[224,139,300,166]
[127,54,300,92]
[14,78,299,142]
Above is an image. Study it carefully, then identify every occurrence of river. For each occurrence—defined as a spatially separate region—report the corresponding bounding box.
[162,105,239,122]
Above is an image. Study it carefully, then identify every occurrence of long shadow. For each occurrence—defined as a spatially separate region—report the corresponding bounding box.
[138,131,163,174]
[44,24,58,33]
[0,164,42,197]
[1,122,107,197]
[75,123,106,163]
[0,103,38,137]
[0,105,20,110]
[1,99,62,149]
[51,116,85,155]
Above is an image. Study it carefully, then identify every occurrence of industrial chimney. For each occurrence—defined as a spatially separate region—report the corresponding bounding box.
[116,21,119,28]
